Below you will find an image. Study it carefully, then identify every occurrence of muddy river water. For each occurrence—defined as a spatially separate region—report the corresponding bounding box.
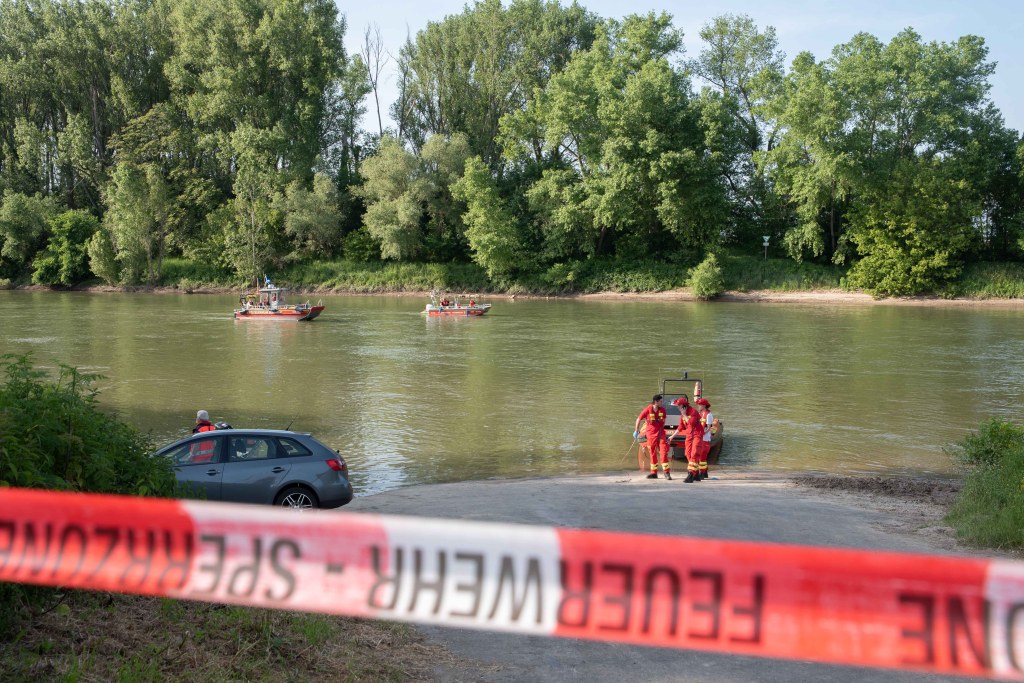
[2,290,1022,496]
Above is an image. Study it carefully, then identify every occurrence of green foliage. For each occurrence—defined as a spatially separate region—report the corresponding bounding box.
[762,28,999,288]
[718,251,845,291]
[31,210,100,286]
[946,262,1024,298]
[946,419,1024,548]
[0,354,178,631]
[0,354,175,495]
[0,191,58,277]
[395,0,598,166]
[355,134,473,261]
[845,162,976,295]
[688,252,725,299]
[86,228,120,286]
[355,136,425,259]
[342,228,381,262]
[514,12,728,261]
[452,157,525,277]
[102,163,172,285]
[159,257,231,287]
[276,173,343,259]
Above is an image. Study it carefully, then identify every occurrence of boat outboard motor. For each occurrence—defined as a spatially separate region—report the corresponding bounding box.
[214,421,233,430]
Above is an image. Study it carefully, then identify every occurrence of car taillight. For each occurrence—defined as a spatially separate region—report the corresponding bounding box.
[326,458,346,472]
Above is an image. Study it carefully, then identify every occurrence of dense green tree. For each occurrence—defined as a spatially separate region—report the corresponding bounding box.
[354,133,472,261]
[86,226,118,285]
[223,126,283,281]
[101,162,171,284]
[394,0,597,168]
[31,210,99,286]
[164,0,348,180]
[420,132,472,259]
[690,14,787,246]
[762,29,1000,293]
[0,190,58,277]
[452,156,524,277]
[353,136,422,260]
[511,13,727,261]
[276,172,342,259]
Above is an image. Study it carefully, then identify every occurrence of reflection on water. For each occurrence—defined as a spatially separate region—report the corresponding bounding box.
[1,290,1022,496]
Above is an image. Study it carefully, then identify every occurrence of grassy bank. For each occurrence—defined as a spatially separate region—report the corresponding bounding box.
[12,251,1022,299]
[945,419,1024,549]
[158,251,846,296]
[0,592,444,682]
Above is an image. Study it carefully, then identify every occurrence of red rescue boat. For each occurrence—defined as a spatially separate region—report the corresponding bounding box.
[424,290,491,317]
[234,278,324,321]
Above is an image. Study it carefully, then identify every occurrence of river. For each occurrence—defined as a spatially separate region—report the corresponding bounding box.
[2,290,1022,495]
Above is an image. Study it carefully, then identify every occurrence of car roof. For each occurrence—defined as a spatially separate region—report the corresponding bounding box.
[155,429,314,453]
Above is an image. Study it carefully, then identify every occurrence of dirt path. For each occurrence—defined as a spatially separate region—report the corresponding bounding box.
[348,469,996,682]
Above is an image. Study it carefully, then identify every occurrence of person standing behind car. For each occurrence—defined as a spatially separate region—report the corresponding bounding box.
[696,398,713,480]
[635,395,672,480]
[193,409,216,433]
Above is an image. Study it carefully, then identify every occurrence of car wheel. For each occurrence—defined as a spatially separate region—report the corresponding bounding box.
[275,486,318,509]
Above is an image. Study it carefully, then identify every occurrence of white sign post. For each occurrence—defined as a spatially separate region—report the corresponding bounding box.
[762,235,770,261]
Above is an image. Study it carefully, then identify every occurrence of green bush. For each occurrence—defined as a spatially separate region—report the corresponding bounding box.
[946,418,1024,549]
[31,210,99,286]
[688,253,725,299]
[0,354,178,633]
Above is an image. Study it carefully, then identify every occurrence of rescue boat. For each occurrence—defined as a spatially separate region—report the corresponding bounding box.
[424,289,491,317]
[234,278,324,321]
[639,372,724,464]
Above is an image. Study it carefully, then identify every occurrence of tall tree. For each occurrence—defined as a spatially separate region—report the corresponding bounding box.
[360,23,389,139]
[513,13,727,260]
[164,0,349,180]
[394,0,597,169]
[452,156,524,277]
[762,29,1000,293]
[690,14,786,246]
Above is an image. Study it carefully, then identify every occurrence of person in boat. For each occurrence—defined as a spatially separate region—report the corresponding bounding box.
[469,300,475,306]
[441,298,450,307]
[193,409,216,434]
[635,394,672,480]
[696,398,713,480]
[673,396,703,483]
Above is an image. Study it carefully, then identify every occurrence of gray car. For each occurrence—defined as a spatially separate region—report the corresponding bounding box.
[155,429,353,509]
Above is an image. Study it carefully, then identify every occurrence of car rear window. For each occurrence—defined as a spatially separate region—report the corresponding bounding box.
[277,437,313,458]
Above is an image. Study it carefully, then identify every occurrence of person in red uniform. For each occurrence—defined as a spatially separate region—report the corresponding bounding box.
[673,396,703,483]
[190,409,217,463]
[635,395,672,480]
[193,409,216,433]
[695,398,713,480]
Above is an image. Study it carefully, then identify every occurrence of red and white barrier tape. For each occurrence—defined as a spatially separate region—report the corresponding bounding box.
[2,487,1023,678]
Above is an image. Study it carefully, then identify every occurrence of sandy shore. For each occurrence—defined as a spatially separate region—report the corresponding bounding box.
[12,283,1024,307]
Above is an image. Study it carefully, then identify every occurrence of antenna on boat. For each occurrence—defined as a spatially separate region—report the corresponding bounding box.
[283,419,294,431]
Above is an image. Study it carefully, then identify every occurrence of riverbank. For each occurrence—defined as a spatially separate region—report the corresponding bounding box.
[11,282,1024,307]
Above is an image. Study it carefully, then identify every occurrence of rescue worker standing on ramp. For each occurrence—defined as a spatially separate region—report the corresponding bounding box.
[635,395,672,480]
[674,396,703,483]
[696,397,713,480]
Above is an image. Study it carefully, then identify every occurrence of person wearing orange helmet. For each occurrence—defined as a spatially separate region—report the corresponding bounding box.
[672,396,703,483]
[635,395,672,480]
[695,398,713,480]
